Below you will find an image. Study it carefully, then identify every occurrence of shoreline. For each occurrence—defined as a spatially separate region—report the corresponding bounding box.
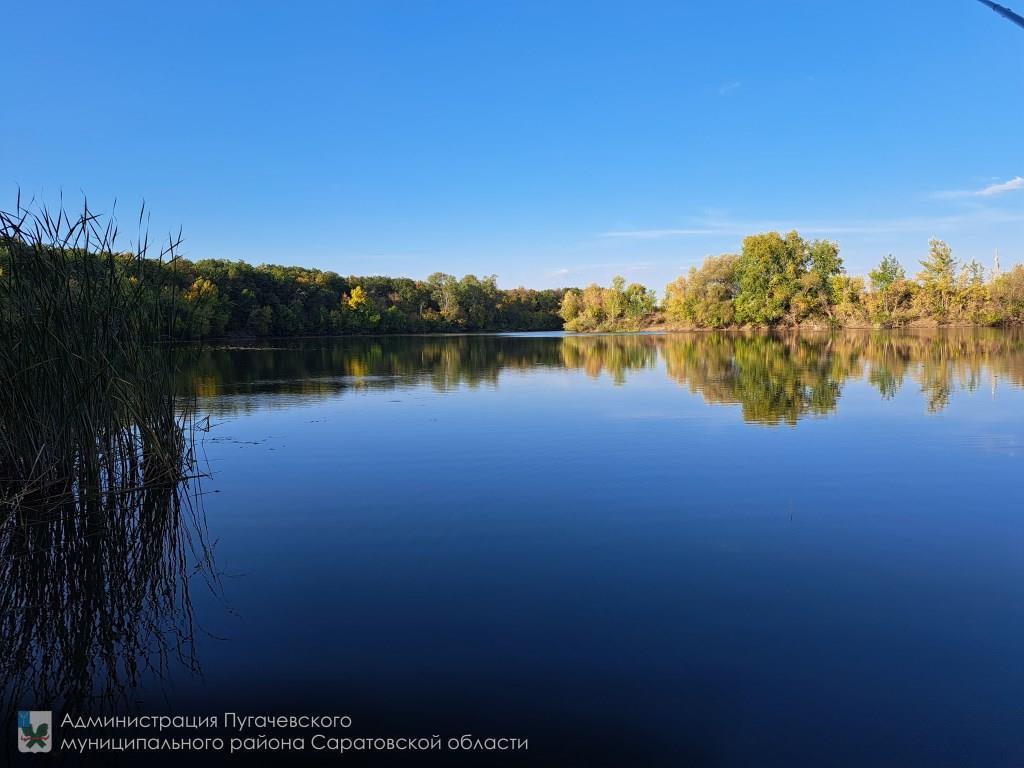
[179,321,1023,346]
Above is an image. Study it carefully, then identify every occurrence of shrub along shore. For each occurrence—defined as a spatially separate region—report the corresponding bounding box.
[561,232,1024,332]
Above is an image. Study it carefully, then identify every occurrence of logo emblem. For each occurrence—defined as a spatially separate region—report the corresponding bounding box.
[17,711,52,753]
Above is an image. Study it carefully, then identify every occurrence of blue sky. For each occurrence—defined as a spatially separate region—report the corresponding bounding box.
[4,0,1023,289]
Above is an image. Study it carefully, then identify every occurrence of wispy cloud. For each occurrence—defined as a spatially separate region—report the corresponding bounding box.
[718,81,741,96]
[933,176,1024,199]
[977,176,1024,196]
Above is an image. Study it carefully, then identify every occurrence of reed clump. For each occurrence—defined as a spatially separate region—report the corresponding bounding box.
[0,198,194,501]
[0,198,214,712]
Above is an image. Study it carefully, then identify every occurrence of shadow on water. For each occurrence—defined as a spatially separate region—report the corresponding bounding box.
[190,329,1024,425]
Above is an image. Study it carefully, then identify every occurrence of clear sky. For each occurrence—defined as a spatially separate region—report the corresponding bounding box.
[4,0,1023,289]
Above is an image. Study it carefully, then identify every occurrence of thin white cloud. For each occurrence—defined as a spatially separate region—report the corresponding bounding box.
[979,176,1024,196]
[933,176,1024,199]
[718,81,741,96]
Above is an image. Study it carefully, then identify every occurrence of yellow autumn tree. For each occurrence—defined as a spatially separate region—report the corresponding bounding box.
[347,285,368,310]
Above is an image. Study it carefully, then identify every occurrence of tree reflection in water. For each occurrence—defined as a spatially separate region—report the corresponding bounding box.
[190,329,1024,426]
[2,328,1020,728]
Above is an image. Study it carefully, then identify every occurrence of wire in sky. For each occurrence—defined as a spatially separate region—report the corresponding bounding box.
[976,0,1024,29]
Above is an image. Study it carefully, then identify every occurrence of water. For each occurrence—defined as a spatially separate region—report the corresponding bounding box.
[14,331,1024,765]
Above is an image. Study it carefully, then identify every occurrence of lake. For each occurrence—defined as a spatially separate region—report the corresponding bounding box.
[12,330,1024,765]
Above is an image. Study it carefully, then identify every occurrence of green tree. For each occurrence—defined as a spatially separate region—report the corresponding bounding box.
[734,231,808,324]
[869,255,906,320]
[796,239,843,321]
[917,239,957,319]
[246,305,273,335]
[624,282,657,320]
[958,260,990,323]
[602,276,627,322]
[183,277,227,337]
[580,283,606,328]
[427,272,463,326]
[991,265,1024,324]
[458,274,499,330]
[663,274,690,323]
[664,254,738,328]
[559,289,582,323]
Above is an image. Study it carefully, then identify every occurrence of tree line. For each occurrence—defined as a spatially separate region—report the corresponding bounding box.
[5,227,1022,339]
[102,258,567,338]
[560,232,1024,330]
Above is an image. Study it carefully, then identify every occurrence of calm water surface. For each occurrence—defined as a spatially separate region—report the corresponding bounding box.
[100,332,1024,763]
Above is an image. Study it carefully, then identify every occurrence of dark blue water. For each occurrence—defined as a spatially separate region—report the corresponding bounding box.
[14,331,1023,766]
[164,331,1024,765]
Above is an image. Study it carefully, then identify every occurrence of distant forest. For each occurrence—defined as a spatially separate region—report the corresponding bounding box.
[137,261,567,337]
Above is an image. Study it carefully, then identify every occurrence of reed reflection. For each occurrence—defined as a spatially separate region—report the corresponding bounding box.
[0,457,213,716]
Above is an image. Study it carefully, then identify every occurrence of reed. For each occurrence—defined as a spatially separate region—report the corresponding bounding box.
[0,197,215,712]
[0,197,195,498]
